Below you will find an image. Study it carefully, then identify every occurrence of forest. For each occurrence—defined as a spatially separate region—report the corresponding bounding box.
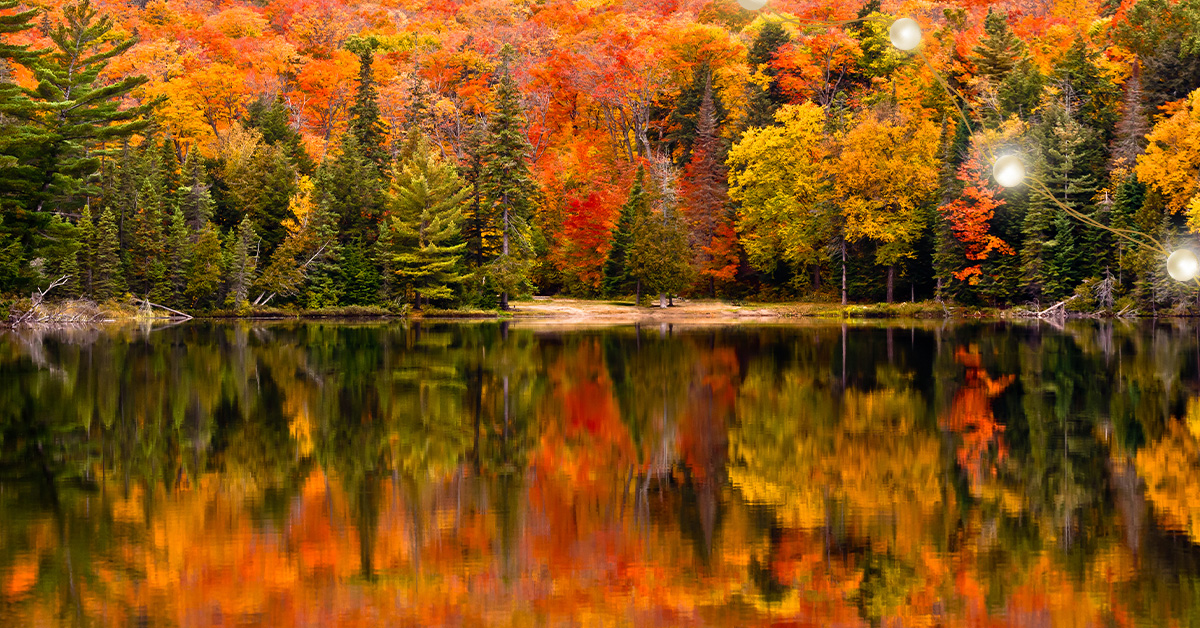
[1,0,1200,313]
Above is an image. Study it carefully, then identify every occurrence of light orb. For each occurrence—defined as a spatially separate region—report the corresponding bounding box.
[889,18,922,51]
[737,0,768,10]
[1167,249,1200,282]
[992,154,1026,188]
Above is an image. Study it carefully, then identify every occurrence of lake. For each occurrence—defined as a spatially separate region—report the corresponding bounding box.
[2,319,1200,626]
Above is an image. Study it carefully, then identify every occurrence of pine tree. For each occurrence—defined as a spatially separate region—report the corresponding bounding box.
[227,216,257,310]
[41,214,80,296]
[254,175,339,305]
[184,223,222,309]
[1055,35,1120,142]
[93,207,124,300]
[603,168,648,298]
[460,120,496,269]
[479,50,538,310]
[1020,105,1102,301]
[22,0,157,219]
[225,142,297,256]
[1,0,153,292]
[316,134,384,245]
[629,202,693,308]
[971,9,1025,84]
[667,63,727,166]
[345,36,388,169]
[386,132,469,309]
[180,149,215,230]
[998,57,1044,120]
[682,79,731,295]
[246,97,314,175]
[166,208,190,303]
[744,22,791,130]
[76,205,97,297]
[128,177,167,299]
[1109,65,1149,171]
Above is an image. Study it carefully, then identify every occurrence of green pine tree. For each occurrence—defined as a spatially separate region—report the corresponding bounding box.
[128,177,168,299]
[345,36,388,169]
[227,216,257,310]
[998,57,1044,120]
[479,50,539,310]
[971,9,1025,84]
[1055,35,1120,142]
[246,97,315,175]
[316,133,384,245]
[386,132,469,309]
[629,200,693,308]
[1020,104,1102,301]
[602,168,648,297]
[184,223,222,309]
[76,204,97,297]
[225,141,297,255]
[93,207,124,300]
[179,149,215,230]
[166,208,190,303]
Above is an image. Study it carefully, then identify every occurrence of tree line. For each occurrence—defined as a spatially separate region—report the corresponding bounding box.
[2,0,1200,313]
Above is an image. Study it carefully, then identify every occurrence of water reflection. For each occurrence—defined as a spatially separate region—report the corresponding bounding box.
[3,320,1200,626]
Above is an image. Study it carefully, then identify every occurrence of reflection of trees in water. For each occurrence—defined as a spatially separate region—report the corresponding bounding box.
[6,321,1200,624]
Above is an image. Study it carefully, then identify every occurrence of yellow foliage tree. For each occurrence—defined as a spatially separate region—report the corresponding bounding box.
[726,103,832,282]
[835,107,942,301]
[1135,89,1200,230]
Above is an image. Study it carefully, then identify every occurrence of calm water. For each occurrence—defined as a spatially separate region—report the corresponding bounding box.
[3,320,1200,627]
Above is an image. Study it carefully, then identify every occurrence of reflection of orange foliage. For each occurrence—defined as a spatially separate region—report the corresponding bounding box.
[942,346,1014,486]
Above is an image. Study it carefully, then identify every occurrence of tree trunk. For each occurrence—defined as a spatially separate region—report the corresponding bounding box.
[659,292,667,309]
[840,241,847,306]
[500,291,509,311]
[635,279,641,307]
[886,265,895,304]
[415,291,422,311]
[812,265,820,291]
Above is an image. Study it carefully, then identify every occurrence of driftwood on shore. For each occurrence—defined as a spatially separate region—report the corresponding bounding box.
[133,297,194,320]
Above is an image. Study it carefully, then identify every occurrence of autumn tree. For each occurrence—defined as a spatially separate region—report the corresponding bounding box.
[682,78,735,296]
[727,103,832,291]
[835,107,941,303]
[1135,88,1200,230]
[744,21,791,130]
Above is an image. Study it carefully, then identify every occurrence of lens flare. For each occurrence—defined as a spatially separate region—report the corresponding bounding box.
[992,155,1026,188]
[737,0,768,10]
[1167,249,1200,282]
[889,18,922,51]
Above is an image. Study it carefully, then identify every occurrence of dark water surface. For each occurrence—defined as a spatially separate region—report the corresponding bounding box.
[3,320,1200,627]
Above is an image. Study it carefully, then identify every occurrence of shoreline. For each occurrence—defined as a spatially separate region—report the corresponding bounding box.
[9,297,1165,328]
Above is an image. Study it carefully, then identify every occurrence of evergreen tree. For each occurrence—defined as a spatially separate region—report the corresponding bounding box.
[76,205,97,297]
[254,175,339,306]
[1055,36,1120,142]
[1020,105,1102,301]
[166,208,190,303]
[345,36,389,169]
[184,223,222,309]
[971,9,1024,84]
[41,214,80,296]
[385,132,469,309]
[479,51,538,310]
[998,57,1044,120]
[1,0,154,293]
[682,80,732,295]
[227,216,257,310]
[225,142,297,255]
[744,22,791,130]
[460,120,496,269]
[93,207,124,300]
[603,168,650,299]
[0,0,44,201]
[246,97,314,175]
[1110,66,1149,171]
[340,241,380,306]
[316,134,384,244]
[629,201,693,308]
[666,63,727,166]
[179,149,215,230]
[128,177,167,299]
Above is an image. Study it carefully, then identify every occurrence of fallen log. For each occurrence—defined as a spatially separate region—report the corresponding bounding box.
[133,298,194,320]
